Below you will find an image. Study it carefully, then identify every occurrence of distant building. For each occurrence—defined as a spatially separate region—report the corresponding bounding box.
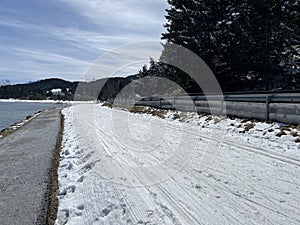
[49,88,65,96]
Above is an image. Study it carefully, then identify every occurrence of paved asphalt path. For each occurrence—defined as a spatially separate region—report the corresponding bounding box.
[0,108,62,225]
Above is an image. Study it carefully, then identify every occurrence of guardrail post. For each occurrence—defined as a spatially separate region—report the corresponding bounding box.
[192,96,195,112]
[266,95,271,121]
[173,97,176,109]
[159,98,162,109]
[221,95,226,115]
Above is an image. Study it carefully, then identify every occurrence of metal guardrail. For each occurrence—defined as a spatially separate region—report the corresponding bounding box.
[223,93,300,103]
[130,93,300,124]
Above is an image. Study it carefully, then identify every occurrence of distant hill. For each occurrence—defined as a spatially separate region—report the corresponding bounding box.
[0,79,11,87]
[0,77,139,101]
[0,74,185,101]
[0,78,78,100]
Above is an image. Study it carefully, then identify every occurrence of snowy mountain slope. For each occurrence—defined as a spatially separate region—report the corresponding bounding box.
[56,104,300,225]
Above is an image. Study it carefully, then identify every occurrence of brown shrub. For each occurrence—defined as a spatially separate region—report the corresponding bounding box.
[280,126,291,132]
[276,130,287,137]
[244,123,255,132]
[102,102,113,108]
[290,131,299,137]
[173,113,181,120]
[205,115,213,121]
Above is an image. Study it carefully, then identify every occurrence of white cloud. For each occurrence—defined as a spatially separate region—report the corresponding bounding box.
[0,0,168,83]
[51,27,134,52]
[0,18,43,31]
[12,47,91,67]
[57,0,168,35]
[0,47,92,81]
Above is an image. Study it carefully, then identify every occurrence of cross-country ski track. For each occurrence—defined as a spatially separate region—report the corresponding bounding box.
[56,104,300,225]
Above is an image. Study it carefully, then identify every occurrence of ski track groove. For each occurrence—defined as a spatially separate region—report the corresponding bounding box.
[154,119,300,168]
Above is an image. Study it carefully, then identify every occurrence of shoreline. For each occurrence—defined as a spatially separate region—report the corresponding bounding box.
[0,109,44,138]
[0,99,69,104]
[0,100,76,138]
[0,98,95,104]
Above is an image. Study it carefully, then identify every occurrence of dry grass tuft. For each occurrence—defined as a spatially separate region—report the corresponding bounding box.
[130,106,146,113]
[241,119,250,123]
[276,130,287,137]
[205,115,213,121]
[173,113,181,120]
[102,102,113,108]
[151,110,166,119]
[0,129,11,138]
[213,117,222,124]
[130,106,167,119]
[179,114,189,122]
[244,123,255,132]
[280,126,292,132]
[290,131,299,137]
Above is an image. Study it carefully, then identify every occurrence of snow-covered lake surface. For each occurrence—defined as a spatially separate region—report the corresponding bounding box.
[56,104,300,225]
[0,101,59,130]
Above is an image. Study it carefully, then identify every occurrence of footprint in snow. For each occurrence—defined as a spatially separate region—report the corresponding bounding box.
[74,205,85,216]
[63,149,70,156]
[77,176,84,183]
[58,185,76,198]
[100,203,117,218]
[100,208,111,218]
[58,189,67,197]
[80,160,101,174]
[67,184,76,193]
[57,209,69,225]
[66,163,73,170]
[77,205,85,210]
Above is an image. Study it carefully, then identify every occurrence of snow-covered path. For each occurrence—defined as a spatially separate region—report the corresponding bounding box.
[56,104,300,225]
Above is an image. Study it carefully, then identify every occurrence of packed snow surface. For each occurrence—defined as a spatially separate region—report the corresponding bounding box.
[56,104,300,225]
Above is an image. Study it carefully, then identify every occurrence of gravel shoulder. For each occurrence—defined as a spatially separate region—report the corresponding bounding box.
[0,108,62,225]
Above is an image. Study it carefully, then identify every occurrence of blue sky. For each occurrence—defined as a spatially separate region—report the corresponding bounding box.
[0,0,168,84]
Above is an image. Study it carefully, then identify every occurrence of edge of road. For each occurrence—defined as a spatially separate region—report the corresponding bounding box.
[44,111,64,225]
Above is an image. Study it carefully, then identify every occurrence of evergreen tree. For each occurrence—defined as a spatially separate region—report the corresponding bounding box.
[158,0,300,92]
